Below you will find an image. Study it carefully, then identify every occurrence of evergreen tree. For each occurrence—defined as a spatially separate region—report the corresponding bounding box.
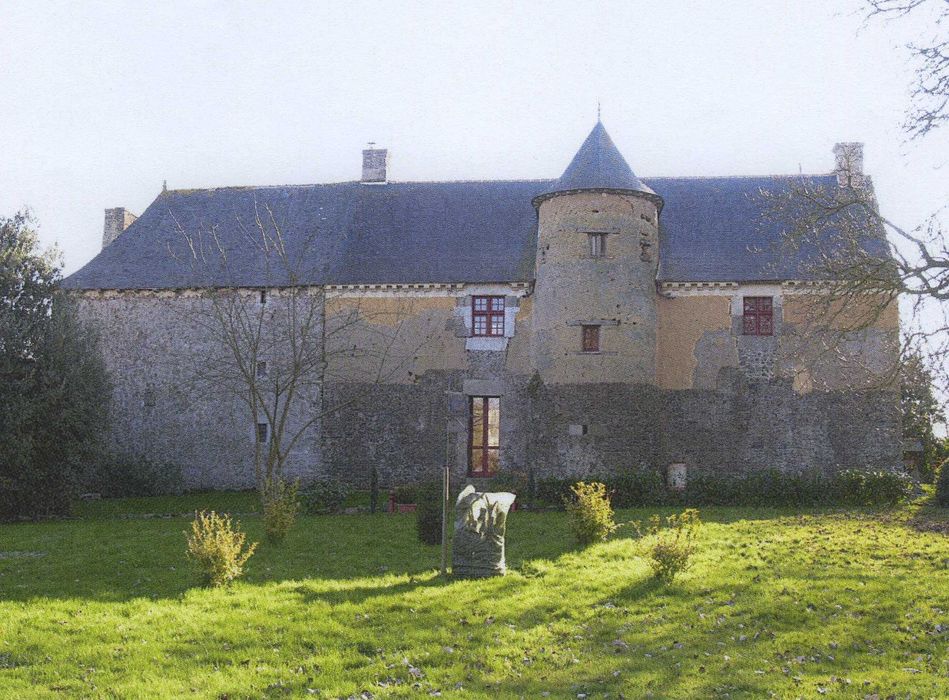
[0,212,110,519]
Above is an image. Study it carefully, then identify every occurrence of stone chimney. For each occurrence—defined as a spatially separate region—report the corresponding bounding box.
[102,207,138,248]
[833,142,864,188]
[361,144,388,183]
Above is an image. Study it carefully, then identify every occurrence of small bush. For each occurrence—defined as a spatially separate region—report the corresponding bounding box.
[415,481,443,545]
[534,477,573,507]
[83,453,183,498]
[300,479,351,515]
[605,470,667,508]
[391,484,418,505]
[262,477,300,544]
[934,459,949,507]
[832,469,912,507]
[186,510,257,587]
[565,481,616,546]
[369,466,380,513]
[637,509,702,583]
[486,470,528,496]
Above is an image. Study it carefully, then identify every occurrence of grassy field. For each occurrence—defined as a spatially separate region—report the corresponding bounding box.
[0,494,947,698]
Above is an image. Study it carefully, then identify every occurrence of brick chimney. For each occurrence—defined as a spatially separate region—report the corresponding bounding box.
[361,144,388,184]
[833,142,864,188]
[102,207,138,248]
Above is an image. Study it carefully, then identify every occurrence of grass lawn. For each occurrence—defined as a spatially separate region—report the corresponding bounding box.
[0,495,947,698]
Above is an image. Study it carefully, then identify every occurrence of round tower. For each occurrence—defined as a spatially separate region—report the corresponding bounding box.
[530,121,663,385]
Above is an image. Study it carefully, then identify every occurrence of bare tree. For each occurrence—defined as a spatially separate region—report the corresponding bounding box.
[172,203,434,519]
[863,0,949,140]
[760,170,947,392]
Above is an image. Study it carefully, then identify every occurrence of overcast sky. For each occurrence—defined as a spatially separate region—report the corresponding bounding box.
[1,0,946,275]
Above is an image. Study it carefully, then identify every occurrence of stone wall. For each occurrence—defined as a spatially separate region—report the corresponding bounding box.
[75,274,902,492]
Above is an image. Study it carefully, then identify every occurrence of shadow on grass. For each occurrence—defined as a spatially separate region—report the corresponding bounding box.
[0,502,912,605]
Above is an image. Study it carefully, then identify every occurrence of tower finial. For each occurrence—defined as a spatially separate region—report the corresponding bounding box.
[162,179,167,193]
[597,100,601,122]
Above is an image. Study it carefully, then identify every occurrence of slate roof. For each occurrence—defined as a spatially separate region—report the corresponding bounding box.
[533,121,660,207]
[63,126,885,291]
[653,174,888,282]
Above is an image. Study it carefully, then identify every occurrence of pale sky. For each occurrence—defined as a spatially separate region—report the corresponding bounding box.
[1,0,946,276]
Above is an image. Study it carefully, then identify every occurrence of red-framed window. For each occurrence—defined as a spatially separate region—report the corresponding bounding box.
[581,324,600,352]
[472,296,505,337]
[469,396,500,477]
[742,297,773,336]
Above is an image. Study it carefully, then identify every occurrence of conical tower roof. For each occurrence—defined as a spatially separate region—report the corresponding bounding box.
[533,121,662,209]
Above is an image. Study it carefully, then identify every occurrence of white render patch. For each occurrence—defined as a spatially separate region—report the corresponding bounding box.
[659,280,836,298]
[458,285,522,351]
[667,463,687,491]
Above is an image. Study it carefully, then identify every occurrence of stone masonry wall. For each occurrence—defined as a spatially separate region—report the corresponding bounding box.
[75,277,902,492]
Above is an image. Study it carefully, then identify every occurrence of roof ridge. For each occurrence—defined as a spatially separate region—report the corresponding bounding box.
[162,173,842,195]
[644,173,836,181]
[164,178,556,194]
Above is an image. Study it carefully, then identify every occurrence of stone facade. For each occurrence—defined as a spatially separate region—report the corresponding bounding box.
[69,124,902,490]
[75,255,900,491]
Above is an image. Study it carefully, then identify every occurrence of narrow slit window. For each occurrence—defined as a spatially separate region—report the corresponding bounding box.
[581,324,600,352]
[259,289,268,305]
[588,233,607,258]
[256,361,267,378]
[472,296,505,337]
[256,422,269,443]
[742,297,774,336]
[468,396,500,477]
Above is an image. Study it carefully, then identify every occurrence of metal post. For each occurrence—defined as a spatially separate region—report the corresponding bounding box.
[440,463,450,575]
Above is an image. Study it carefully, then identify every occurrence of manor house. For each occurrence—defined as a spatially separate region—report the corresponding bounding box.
[65,122,900,489]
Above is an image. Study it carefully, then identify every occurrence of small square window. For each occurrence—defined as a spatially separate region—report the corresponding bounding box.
[256,423,269,443]
[581,324,600,352]
[472,296,505,337]
[588,233,607,258]
[742,297,773,336]
[256,361,267,378]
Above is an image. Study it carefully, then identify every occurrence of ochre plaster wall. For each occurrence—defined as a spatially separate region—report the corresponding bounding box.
[656,295,734,390]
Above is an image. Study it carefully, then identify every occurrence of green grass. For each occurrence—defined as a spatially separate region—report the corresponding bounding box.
[1,496,947,698]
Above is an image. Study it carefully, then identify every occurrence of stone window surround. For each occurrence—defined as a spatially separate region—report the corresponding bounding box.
[459,285,524,352]
[657,282,785,336]
[566,318,620,355]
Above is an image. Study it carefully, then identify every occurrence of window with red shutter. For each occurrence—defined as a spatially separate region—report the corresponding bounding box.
[472,296,505,337]
[742,297,773,336]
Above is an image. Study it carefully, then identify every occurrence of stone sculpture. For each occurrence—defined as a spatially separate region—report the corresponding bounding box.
[452,485,516,578]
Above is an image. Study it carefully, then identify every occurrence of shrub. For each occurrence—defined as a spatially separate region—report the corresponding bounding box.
[300,479,351,515]
[487,470,528,496]
[415,481,443,545]
[82,453,183,498]
[860,470,913,507]
[369,466,379,513]
[832,469,912,508]
[564,481,616,546]
[534,477,573,507]
[391,484,418,505]
[186,510,257,587]
[261,477,300,543]
[637,509,702,583]
[604,470,667,508]
[933,458,949,507]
